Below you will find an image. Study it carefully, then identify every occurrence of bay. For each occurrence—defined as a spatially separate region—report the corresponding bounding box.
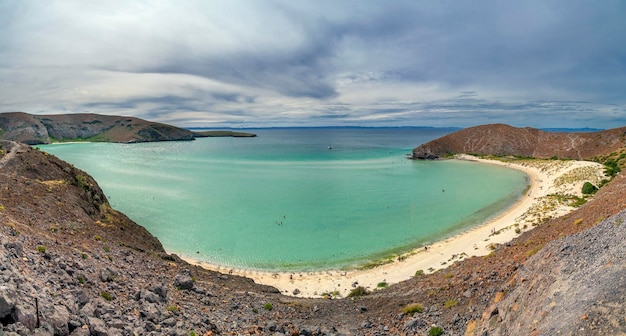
[38,127,528,271]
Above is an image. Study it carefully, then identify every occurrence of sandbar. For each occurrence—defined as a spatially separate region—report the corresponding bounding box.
[182,156,605,298]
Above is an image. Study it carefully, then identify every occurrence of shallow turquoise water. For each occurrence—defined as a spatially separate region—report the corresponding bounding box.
[39,128,528,271]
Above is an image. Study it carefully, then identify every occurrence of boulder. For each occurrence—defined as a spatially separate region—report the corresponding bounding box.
[0,285,16,319]
[173,274,194,290]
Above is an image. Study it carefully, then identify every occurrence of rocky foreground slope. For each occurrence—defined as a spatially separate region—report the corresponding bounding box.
[1,123,625,335]
[475,209,625,335]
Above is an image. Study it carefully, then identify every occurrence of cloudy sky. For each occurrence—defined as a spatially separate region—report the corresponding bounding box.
[1,1,625,128]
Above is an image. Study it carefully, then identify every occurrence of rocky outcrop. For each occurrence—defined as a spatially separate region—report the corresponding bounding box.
[475,210,626,335]
[0,112,195,144]
[412,123,626,160]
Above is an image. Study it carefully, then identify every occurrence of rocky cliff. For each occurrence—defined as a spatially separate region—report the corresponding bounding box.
[0,112,195,144]
[413,123,626,160]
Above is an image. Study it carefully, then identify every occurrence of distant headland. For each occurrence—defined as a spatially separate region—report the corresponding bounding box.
[412,123,626,160]
[0,112,255,144]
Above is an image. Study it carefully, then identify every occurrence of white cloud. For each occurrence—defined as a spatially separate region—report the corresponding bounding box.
[1,0,625,128]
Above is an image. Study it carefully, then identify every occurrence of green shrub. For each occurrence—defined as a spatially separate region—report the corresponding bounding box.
[36,245,46,253]
[581,182,598,195]
[263,302,273,311]
[604,160,621,177]
[101,291,113,301]
[402,303,424,315]
[444,299,459,308]
[77,275,85,285]
[75,174,90,189]
[569,196,587,207]
[347,286,369,298]
[598,179,610,188]
[429,326,443,336]
[414,269,425,277]
[377,281,388,288]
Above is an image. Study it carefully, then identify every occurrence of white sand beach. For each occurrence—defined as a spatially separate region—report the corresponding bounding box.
[183,156,606,298]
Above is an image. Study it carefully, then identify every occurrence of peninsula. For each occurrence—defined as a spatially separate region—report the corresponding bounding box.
[0,112,255,144]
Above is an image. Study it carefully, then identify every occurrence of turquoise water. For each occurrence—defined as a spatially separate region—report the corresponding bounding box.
[39,128,528,271]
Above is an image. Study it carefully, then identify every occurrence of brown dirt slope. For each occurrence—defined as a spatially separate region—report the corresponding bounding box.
[0,140,164,253]
[413,123,626,159]
[0,112,195,144]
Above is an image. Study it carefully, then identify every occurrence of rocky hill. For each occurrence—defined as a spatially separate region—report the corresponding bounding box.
[413,123,626,160]
[0,112,195,144]
[475,209,625,335]
[1,123,625,335]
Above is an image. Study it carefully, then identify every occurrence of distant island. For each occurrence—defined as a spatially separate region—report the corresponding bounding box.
[192,130,256,138]
[0,112,256,144]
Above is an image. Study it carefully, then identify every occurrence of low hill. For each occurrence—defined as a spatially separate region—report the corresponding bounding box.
[0,112,195,144]
[413,123,626,160]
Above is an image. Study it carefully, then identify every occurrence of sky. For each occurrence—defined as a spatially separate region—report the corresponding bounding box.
[1,1,625,129]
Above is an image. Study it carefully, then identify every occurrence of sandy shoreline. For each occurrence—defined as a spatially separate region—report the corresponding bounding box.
[182,156,605,298]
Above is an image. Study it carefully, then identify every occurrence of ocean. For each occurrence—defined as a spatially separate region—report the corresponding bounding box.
[38,127,528,271]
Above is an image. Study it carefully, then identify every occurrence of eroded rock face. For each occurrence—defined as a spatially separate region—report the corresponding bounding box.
[475,211,626,335]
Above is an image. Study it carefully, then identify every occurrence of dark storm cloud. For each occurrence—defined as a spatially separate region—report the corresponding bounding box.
[133,1,422,100]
